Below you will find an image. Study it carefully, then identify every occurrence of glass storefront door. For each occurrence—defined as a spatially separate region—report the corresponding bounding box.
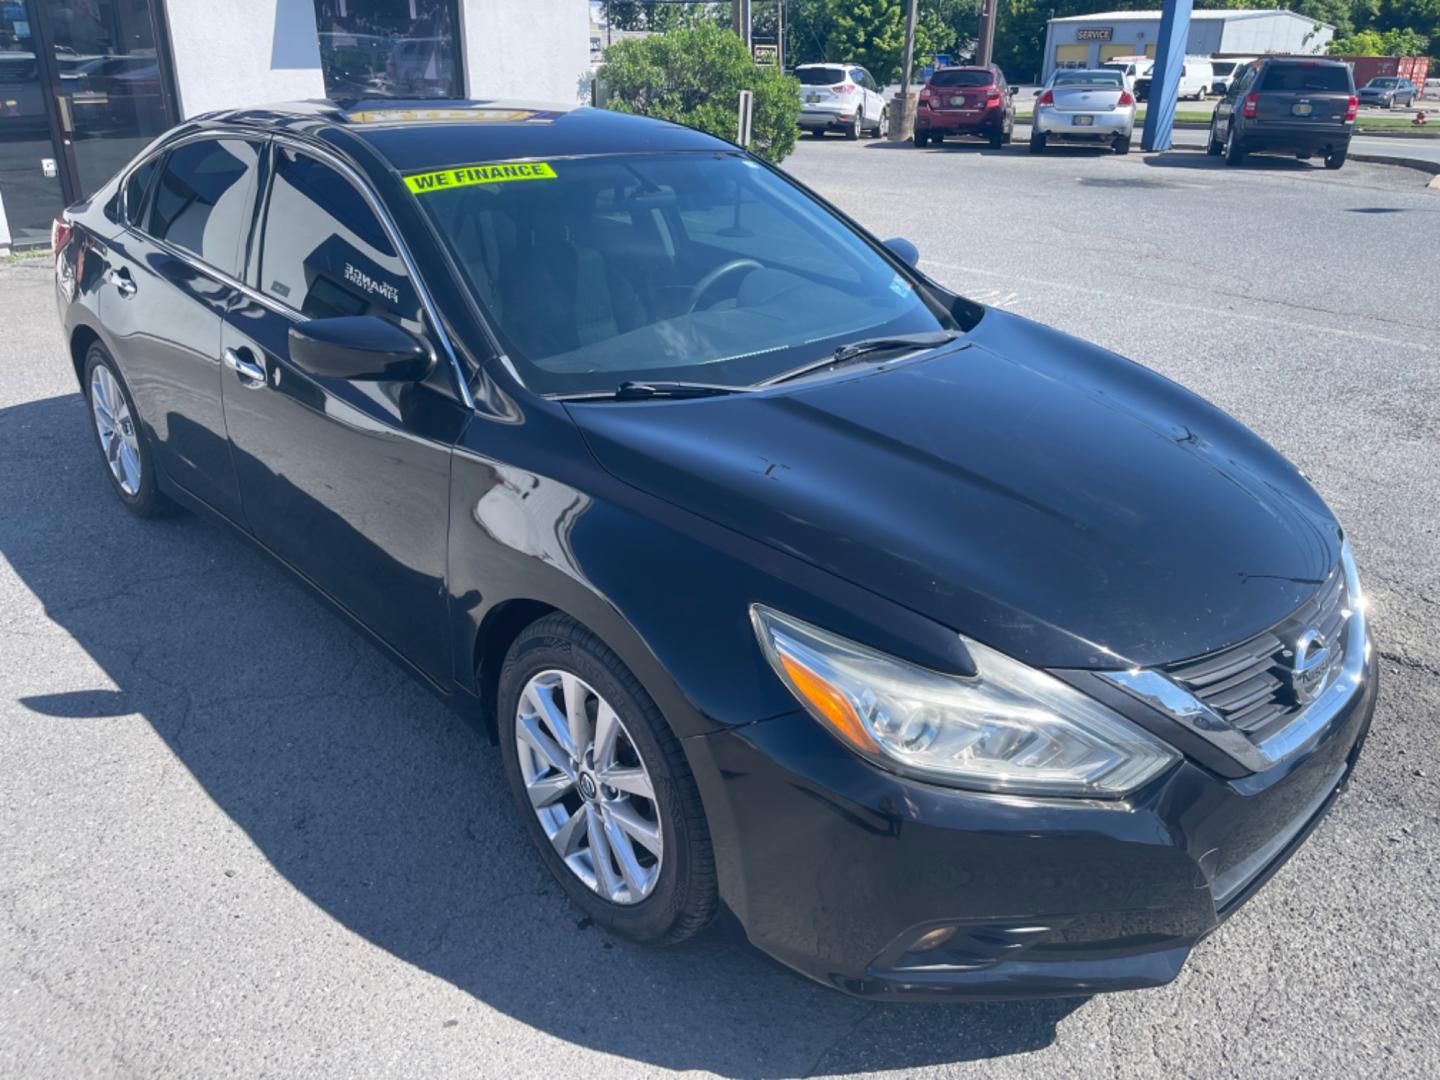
[0,0,176,249]
[1,3,65,247]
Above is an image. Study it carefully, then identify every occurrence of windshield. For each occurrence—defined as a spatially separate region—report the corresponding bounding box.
[412,153,959,396]
[1366,78,1399,88]
[1211,62,1237,77]
[797,66,846,86]
[929,69,993,88]
[1053,71,1124,88]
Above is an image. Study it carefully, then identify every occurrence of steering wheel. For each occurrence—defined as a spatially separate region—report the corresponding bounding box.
[685,259,763,314]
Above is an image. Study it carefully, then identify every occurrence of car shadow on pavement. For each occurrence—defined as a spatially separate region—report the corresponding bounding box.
[1,392,1085,1078]
[1140,151,1321,173]
[862,140,1020,155]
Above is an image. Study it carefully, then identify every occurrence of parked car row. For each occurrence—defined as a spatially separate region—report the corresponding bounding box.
[802,57,1360,171]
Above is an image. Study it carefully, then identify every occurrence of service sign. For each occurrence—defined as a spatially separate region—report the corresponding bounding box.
[1076,28,1113,42]
[753,43,778,66]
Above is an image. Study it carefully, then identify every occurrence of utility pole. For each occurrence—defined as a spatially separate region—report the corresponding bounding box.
[892,0,919,139]
[899,0,919,97]
[777,0,785,70]
[733,0,752,50]
[977,0,997,67]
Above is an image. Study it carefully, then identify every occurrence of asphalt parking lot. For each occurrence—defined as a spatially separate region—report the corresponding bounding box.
[3,140,1438,1079]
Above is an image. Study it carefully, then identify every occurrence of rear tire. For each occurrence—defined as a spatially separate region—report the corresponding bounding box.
[82,345,170,518]
[913,129,928,147]
[1325,147,1347,170]
[1224,126,1246,166]
[497,613,718,945]
[1029,129,1046,154]
[846,112,861,140]
[1112,133,1131,154]
[988,129,1003,149]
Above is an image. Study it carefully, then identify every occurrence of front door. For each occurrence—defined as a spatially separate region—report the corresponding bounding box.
[221,144,464,683]
[0,0,176,247]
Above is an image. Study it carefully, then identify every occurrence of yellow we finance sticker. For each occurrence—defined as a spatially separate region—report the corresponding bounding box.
[404,161,557,195]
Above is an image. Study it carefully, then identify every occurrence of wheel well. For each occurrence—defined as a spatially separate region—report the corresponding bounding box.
[70,326,100,388]
[472,599,556,742]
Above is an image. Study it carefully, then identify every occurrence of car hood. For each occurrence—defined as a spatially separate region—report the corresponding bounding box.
[567,308,1340,670]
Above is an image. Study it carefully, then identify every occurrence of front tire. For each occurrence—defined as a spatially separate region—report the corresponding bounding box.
[497,613,718,945]
[871,106,888,137]
[846,112,861,140]
[83,344,168,517]
[913,129,929,147]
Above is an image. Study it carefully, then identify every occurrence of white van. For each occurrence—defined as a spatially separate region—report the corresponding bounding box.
[1100,56,1149,92]
[1135,57,1216,102]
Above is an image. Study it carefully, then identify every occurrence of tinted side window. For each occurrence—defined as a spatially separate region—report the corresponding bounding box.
[259,148,422,331]
[145,139,263,274]
[123,155,162,226]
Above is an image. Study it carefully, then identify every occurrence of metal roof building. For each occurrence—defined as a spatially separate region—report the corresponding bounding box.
[1041,9,1334,82]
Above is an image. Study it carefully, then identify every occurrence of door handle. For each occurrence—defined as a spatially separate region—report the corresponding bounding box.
[103,267,136,297]
[223,347,266,387]
[55,93,74,134]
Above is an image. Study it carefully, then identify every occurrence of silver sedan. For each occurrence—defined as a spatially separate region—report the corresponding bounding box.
[1031,69,1136,154]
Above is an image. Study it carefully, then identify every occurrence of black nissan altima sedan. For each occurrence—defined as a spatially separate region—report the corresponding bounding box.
[52,99,1376,1001]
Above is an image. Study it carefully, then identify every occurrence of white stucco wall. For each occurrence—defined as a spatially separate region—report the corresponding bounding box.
[165,0,325,118]
[459,0,591,104]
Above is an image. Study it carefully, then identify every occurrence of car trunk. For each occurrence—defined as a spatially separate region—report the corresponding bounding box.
[1255,65,1351,125]
[1051,86,1124,112]
[931,87,991,111]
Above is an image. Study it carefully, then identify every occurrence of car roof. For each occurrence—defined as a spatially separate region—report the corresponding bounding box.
[1259,56,1349,66]
[203,98,730,173]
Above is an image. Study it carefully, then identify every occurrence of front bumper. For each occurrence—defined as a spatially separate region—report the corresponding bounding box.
[685,647,1376,1001]
[1034,108,1133,140]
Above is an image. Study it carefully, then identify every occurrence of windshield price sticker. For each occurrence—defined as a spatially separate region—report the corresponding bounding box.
[405,162,557,194]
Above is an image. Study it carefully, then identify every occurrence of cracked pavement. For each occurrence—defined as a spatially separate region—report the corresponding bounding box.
[2,141,1439,1078]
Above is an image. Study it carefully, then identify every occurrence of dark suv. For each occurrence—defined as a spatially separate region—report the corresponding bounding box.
[1208,58,1356,169]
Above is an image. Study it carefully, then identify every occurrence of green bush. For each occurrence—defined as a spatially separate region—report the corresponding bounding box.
[599,22,802,163]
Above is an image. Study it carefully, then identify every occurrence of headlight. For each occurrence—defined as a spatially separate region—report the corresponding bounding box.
[751,606,1179,798]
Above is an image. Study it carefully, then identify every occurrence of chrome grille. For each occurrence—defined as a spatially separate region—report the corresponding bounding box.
[1163,571,1352,745]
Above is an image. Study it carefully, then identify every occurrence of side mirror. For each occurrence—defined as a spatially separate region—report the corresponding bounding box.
[883,237,919,267]
[288,315,434,382]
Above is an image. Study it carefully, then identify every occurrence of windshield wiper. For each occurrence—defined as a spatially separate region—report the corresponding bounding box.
[765,330,961,386]
[612,380,750,401]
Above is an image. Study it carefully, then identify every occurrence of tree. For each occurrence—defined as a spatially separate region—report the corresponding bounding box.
[600,21,802,162]
[1329,25,1429,51]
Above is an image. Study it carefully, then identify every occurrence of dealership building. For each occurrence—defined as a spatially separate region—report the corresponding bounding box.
[0,0,591,252]
[1042,9,1334,82]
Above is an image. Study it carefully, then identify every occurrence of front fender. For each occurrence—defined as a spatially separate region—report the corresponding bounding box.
[447,405,975,739]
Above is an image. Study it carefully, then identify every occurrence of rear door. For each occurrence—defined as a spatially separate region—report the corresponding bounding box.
[99,136,264,521]
[220,142,464,682]
[1254,62,1352,129]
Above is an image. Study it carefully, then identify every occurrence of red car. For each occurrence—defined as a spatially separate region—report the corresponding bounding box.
[914,65,1016,148]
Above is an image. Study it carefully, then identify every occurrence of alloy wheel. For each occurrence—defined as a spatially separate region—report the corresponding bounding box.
[514,669,663,904]
[90,365,141,496]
